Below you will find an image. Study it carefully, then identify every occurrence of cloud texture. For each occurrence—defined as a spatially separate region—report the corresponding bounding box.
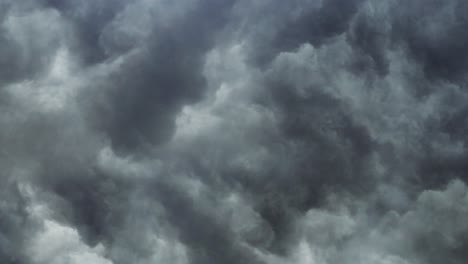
[1,0,468,263]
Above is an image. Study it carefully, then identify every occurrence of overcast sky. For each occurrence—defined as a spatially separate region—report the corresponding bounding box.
[1,0,468,263]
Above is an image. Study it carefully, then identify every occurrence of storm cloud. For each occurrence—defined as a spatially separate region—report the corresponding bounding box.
[1,0,468,263]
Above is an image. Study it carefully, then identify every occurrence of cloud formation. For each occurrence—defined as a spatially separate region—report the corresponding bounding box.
[1,0,468,263]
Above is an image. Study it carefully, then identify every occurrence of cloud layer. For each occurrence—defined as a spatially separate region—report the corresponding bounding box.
[1,0,468,263]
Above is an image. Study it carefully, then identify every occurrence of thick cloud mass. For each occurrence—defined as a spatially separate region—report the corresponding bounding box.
[1,0,468,263]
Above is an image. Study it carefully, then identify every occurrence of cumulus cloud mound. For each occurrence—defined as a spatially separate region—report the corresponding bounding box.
[1,0,468,263]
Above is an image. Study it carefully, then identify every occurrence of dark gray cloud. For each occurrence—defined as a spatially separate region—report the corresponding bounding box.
[389,0,468,83]
[0,4,62,86]
[1,0,468,264]
[0,183,29,264]
[81,0,236,154]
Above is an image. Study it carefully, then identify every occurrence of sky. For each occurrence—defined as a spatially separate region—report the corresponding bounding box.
[1,0,468,263]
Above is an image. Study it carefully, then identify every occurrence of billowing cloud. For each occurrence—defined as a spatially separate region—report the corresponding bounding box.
[1,0,468,263]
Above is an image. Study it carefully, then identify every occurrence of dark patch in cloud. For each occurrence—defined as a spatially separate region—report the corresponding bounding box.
[389,0,468,82]
[151,180,264,264]
[46,169,129,247]
[275,0,363,50]
[84,0,236,154]
[0,9,60,86]
[0,183,29,264]
[41,0,127,65]
[346,11,390,77]
[251,73,375,253]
